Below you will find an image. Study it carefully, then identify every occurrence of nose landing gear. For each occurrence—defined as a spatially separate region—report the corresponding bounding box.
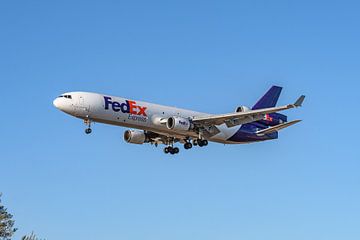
[84,118,92,134]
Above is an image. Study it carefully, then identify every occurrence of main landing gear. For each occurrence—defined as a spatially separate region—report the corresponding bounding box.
[164,146,180,155]
[183,137,208,150]
[184,142,193,150]
[193,139,208,147]
[163,138,209,155]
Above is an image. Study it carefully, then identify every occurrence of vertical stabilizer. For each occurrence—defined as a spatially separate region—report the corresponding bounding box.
[252,86,282,110]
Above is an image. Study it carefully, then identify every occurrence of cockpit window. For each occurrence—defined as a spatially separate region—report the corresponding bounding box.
[59,95,72,99]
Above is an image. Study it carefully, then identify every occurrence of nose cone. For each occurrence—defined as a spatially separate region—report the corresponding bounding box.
[53,96,74,115]
[53,98,61,109]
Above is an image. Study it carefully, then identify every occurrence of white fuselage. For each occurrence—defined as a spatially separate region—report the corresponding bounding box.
[53,92,243,144]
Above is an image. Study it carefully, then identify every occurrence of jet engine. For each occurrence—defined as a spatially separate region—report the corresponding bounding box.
[166,116,192,131]
[124,130,147,144]
[235,106,251,113]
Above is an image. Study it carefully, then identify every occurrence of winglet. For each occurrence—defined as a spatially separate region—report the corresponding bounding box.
[294,95,305,107]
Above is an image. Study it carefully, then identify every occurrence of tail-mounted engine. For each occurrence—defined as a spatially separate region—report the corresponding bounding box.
[166,116,193,131]
[235,106,251,112]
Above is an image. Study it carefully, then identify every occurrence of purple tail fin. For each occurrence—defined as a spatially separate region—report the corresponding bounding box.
[252,86,282,110]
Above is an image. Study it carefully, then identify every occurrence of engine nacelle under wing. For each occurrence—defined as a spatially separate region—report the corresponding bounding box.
[166,116,192,131]
[124,130,147,144]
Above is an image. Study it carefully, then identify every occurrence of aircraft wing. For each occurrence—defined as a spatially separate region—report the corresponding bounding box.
[192,95,305,128]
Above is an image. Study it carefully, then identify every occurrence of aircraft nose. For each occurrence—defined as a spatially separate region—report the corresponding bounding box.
[53,98,61,109]
[53,95,75,115]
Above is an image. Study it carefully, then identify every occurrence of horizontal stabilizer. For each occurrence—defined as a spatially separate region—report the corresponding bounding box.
[256,120,302,136]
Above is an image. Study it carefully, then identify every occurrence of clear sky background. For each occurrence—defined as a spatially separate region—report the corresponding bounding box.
[1,0,359,239]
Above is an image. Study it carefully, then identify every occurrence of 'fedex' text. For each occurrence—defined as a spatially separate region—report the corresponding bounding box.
[104,96,147,117]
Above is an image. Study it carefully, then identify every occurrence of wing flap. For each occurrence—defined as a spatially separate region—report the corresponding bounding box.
[224,114,264,128]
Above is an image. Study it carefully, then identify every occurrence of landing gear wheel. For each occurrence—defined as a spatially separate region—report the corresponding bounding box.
[193,139,198,146]
[166,147,179,155]
[84,118,92,135]
[164,147,170,154]
[184,142,193,150]
[198,139,208,147]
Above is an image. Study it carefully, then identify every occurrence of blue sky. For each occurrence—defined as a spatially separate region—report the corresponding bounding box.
[1,0,359,239]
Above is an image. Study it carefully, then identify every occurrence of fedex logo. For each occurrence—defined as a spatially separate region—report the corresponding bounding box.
[265,114,273,122]
[104,96,147,116]
[179,121,188,126]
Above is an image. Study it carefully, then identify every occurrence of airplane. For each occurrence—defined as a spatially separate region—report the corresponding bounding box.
[53,86,305,154]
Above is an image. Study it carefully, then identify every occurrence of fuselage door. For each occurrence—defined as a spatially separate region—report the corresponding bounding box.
[74,95,90,115]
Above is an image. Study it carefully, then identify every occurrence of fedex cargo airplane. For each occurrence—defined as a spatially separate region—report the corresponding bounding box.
[53,86,305,154]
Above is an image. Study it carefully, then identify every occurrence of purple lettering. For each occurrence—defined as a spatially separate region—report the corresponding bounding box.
[104,96,112,110]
